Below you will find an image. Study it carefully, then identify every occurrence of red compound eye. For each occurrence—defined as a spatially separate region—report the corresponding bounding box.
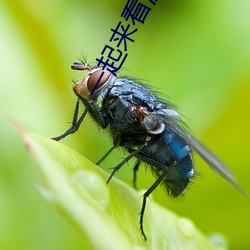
[87,70,111,92]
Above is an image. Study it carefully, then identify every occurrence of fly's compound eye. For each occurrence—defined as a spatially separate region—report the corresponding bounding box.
[87,70,111,92]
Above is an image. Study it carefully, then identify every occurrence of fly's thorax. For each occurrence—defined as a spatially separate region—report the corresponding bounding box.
[73,65,114,101]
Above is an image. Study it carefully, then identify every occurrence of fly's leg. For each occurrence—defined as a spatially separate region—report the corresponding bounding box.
[133,160,141,189]
[107,144,146,184]
[140,172,167,240]
[96,145,116,165]
[88,100,107,129]
[52,99,89,141]
[52,99,108,141]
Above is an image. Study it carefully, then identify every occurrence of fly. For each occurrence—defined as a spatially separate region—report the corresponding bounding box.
[52,61,247,240]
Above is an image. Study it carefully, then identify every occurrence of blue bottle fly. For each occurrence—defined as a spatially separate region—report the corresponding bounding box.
[52,61,246,240]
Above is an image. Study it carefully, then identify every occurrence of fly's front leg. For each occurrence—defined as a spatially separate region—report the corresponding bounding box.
[52,99,89,141]
[89,100,107,129]
[52,99,108,141]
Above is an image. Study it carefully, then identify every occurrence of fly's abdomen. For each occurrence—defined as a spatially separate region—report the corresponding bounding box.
[162,129,194,196]
[164,153,193,197]
[137,128,194,197]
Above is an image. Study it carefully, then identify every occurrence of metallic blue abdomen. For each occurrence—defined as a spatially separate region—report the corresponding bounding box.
[137,128,193,197]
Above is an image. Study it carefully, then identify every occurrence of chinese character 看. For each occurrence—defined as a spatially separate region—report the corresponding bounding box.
[93,0,157,95]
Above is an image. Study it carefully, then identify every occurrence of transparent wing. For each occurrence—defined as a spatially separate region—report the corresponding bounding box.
[148,110,247,198]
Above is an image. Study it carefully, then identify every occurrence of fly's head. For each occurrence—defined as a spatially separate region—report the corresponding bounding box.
[71,61,111,100]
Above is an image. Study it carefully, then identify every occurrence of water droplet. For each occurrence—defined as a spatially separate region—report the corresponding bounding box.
[71,170,110,209]
[177,217,196,238]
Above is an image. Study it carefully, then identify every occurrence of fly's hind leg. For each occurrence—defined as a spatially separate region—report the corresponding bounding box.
[140,172,167,240]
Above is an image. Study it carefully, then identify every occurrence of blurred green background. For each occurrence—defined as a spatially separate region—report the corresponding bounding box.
[1,0,250,249]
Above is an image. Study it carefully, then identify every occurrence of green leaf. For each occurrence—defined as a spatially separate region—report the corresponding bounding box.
[19,128,226,250]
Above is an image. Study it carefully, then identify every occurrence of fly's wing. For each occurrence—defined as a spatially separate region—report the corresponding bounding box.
[181,131,248,198]
[150,109,247,198]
